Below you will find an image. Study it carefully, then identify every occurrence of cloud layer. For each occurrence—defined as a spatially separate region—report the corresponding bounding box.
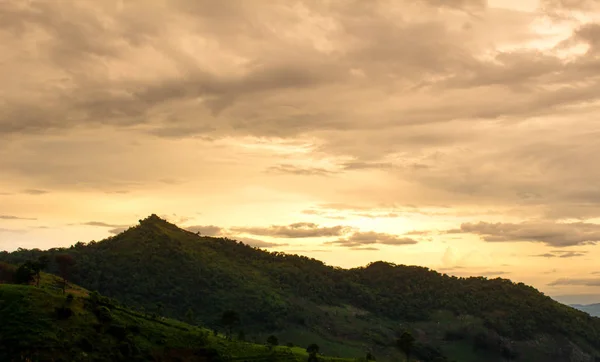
[2,0,600,301]
[449,221,600,247]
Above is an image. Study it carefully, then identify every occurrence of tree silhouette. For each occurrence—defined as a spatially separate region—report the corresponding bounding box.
[156,302,164,317]
[55,254,75,294]
[307,343,319,361]
[33,255,50,287]
[14,262,36,285]
[397,331,415,361]
[185,307,195,325]
[220,310,240,339]
[267,335,279,350]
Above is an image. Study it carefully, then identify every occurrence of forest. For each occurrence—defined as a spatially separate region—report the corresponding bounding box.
[2,214,600,361]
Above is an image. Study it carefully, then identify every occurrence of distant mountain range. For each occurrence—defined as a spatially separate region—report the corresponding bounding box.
[2,214,600,362]
[572,304,600,317]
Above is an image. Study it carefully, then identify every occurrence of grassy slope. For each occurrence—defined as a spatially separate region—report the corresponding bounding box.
[0,274,354,362]
[2,215,600,361]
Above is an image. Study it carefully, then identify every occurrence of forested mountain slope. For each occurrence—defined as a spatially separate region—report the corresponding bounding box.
[2,214,600,362]
[0,271,353,362]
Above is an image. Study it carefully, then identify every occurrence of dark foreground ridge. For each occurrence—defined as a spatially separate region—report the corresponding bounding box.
[2,214,600,362]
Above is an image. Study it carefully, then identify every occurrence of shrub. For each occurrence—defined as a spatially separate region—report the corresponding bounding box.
[127,324,141,335]
[95,306,113,323]
[108,324,128,340]
[78,337,94,352]
[55,306,73,320]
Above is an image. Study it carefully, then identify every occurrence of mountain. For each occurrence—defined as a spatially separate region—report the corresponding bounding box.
[0,270,353,362]
[572,304,600,317]
[2,214,600,362]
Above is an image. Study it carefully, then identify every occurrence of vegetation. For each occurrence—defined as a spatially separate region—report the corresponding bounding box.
[2,214,600,361]
[0,272,354,362]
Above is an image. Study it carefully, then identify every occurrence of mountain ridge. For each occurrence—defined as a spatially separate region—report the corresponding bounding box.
[2,214,600,362]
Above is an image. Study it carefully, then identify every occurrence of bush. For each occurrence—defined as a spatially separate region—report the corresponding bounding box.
[66,293,74,304]
[108,324,128,340]
[95,306,113,323]
[55,306,73,320]
[0,262,15,283]
[444,328,467,341]
[127,324,141,335]
[78,338,94,352]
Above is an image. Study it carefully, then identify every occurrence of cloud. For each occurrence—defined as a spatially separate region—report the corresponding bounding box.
[231,236,287,249]
[448,221,600,247]
[266,164,337,177]
[108,227,128,235]
[231,222,351,238]
[0,215,36,221]
[341,161,396,171]
[478,270,510,277]
[549,278,600,287]
[531,250,588,258]
[82,221,126,228]
[326,231,418,248]
[185,225,223,236]
[350,246,380,251]
[82,221,129,235]
[1,0,599,222]
[0,227,27,234]
[21,189,49,195]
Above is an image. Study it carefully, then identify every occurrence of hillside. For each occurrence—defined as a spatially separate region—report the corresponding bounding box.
[0,272,354,362]
[2,214,600,361]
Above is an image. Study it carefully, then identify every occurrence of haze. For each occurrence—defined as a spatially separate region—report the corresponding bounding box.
[1,0,600,304]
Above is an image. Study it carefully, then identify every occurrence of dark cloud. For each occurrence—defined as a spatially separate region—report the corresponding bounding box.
[185,225,223,236]
[447,221,600,247]
[326,231,418,248]
[266,164,338,177]
[232,222,351,238]
[0,215,36,220]
[3,0,600,229]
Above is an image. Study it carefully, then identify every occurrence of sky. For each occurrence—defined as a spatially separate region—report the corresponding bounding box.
[1,0,600,303]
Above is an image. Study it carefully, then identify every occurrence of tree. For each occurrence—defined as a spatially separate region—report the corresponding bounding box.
[14,262,36,285]
[267,335,279,350]
[307,343,320,361]
[306,344,319,355]
[156,302,164,317]
[366,352,376,361]
[55,254,75,294]
[397,331,415,361]
[220,310,240,339]
[33,255,50,287]
[185,307,195,324]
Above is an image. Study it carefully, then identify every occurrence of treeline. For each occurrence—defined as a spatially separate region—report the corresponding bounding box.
[2,215,600,361]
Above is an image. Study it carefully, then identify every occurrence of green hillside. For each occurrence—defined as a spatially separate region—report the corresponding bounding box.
[0,272,354,362]
[2,214,600,361]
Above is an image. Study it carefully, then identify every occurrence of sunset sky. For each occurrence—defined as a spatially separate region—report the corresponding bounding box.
[2,0,600,304]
